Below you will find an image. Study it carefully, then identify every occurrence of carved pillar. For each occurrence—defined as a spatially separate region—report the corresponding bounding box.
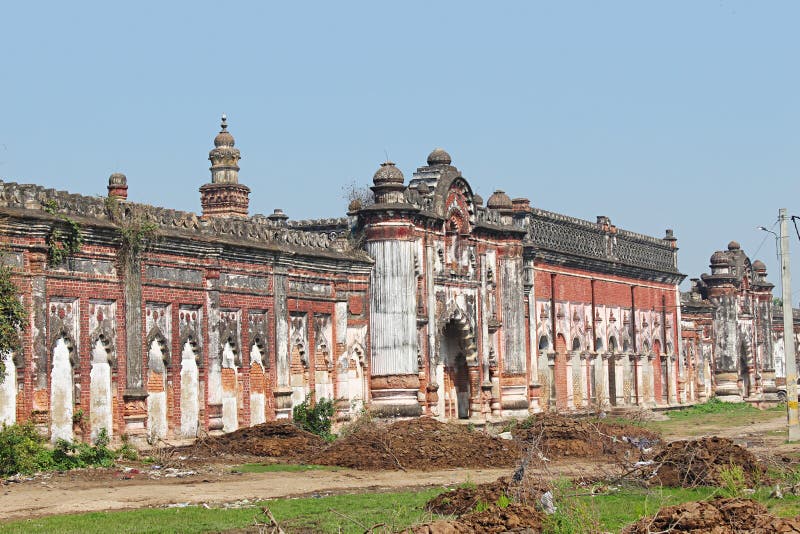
[565,350,577,409]
[598,352,611,408]
[121,252,147,435]
[645,353,657,407]
[29,252,49,433]
[273,268,292,418]
[668,354,678,405]
[631,353,643,406]
[614,353,625,406]
[575,351,589,409]
[366,239,420,417]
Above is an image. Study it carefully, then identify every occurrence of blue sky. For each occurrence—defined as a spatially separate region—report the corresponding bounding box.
[1,1,798,298]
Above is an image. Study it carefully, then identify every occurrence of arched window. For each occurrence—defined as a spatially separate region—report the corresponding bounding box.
[538,336,549,351]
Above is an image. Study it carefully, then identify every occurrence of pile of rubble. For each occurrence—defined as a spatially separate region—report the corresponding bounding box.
[309,417,521,470]
[425,476,549,517]
[649,437,763,487]
[193,421,325,458]
[623,497,800,533]
[511,413,660,460]
[408,502,545,533]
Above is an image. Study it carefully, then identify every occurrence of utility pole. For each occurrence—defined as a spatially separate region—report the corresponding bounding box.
[779,208,800,441]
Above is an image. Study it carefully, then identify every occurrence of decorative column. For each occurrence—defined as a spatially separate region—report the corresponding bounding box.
[362,162,421,417]
[499,254,528,415]
[546,351,557,410]
[273,268,292,418]
[645,353,657,407]
[632,353,643,406]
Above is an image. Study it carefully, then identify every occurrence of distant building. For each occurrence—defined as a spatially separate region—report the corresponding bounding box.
[681,242,800,403]
[0,118,689,443]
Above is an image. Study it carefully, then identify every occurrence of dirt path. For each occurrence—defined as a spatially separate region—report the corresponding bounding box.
[658,410,793,455]
[0,467,502,520]
[0,458,611,521]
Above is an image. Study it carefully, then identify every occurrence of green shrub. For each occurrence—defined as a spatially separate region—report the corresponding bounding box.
[293,392,335,440]
[496,494,511,508]
[719,464,747,498]
[0,423,117,476]
[116,433,139,461]
[0,422,53,475]
[473,500,490,513]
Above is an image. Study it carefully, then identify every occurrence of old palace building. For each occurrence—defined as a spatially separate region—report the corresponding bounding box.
[0,118,704,443]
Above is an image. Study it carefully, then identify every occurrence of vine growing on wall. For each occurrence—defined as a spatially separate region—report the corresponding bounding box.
[0,264,26,382]
[104,195,160,265]
[43,200,83,266]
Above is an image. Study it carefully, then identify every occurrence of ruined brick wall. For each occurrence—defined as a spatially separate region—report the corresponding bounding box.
[0,180,371,442]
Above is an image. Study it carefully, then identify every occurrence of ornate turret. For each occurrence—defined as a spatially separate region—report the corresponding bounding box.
[370,161,406,204]
[107,172,128,200]
[200,115,250,218]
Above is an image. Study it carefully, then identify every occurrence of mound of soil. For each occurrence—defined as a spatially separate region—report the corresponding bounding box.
[511,414,660,460]
[623,497,800,533]
[650,437,762,487]
[407,502,545,533]
[426,476,550,517]
[309,417,521,470]
[194,421,325,458]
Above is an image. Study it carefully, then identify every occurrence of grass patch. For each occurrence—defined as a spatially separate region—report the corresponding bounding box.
[231,463,341,473]
[560,485,800,532]
[664,398,764,418]
[643,398,784,439]
[4,483,800,533]
[1,488,444,534]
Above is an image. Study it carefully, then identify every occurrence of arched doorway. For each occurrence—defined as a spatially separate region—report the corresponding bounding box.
[442,321,470,419]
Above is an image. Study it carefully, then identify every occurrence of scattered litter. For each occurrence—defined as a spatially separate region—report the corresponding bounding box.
[540,490,556,515]
[222,499,255,509]
[497,431,513,440]
[622,435,658,454]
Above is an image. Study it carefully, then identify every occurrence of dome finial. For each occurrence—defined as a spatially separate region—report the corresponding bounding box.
[221,113,228,130]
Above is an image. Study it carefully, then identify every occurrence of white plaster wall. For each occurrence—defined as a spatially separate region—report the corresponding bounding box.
[147,392,167,442]
[180,342,200,437]
[208,361,222,405]
[0,352,16,425]
[500,257,526,374]
[249,344,266,426]
[367,240,417,376]
[89,340,113,441]
[146,341,168,442]
[315,370,333,400]
[50,338,73,443]
[250,392,265,425]
[221,342,238,433]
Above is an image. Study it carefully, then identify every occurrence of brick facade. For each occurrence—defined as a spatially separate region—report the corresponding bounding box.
[0,122,692,444]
